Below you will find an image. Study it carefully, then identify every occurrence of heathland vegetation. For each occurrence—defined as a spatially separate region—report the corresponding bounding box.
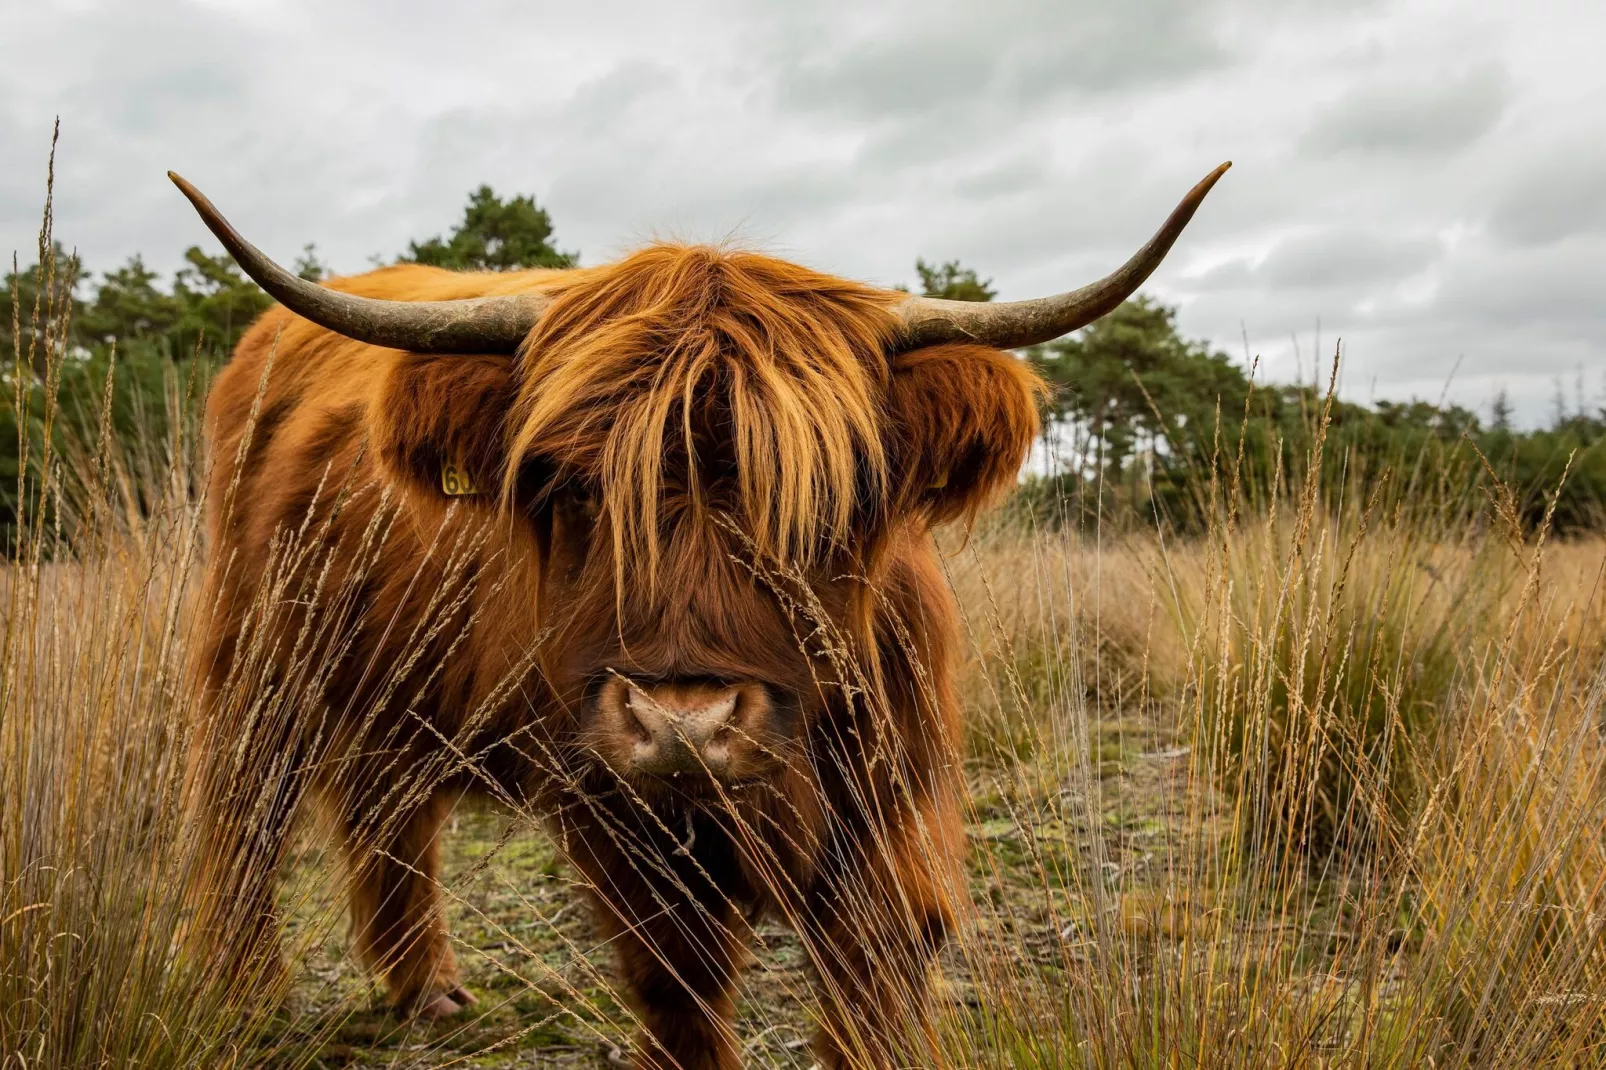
[3,168,1605,1067]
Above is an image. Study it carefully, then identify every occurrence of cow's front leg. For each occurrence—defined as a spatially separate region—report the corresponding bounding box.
[802,796,964,1070]
[340,791,468,1018]
[566,807,750,1070]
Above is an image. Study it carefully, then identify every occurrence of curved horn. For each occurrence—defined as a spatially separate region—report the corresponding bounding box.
[894,161,1230,352]
[167,172,549,353]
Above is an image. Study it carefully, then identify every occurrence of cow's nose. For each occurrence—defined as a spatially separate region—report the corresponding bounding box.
[613,680,743,777]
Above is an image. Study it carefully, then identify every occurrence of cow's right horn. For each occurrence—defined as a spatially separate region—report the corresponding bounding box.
[168,172,550,354]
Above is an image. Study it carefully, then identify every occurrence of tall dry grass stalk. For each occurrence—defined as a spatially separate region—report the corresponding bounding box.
[0,134,256,1067]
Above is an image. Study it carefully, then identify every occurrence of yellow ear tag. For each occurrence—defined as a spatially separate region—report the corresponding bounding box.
[929,471,950,491]
[441,457,478,497]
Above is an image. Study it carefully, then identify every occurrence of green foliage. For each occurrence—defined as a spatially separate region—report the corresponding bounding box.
[0,345,195,549]
[166,246,275,357]
[9,245,271,365]
[1016,296,1606,537]
[3,243,254,545]
[79,254,178,348]
[914,257,996,302]
[402,185,576,271]
[0,243,89,371]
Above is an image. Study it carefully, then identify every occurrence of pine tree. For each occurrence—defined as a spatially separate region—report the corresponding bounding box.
[913,258,996,302]
[403,186,576,271]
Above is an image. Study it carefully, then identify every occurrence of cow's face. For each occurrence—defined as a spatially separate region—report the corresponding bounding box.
[372,248,1042,793]
[537,474,826,793]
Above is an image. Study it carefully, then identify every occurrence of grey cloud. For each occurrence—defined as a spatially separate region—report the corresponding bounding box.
[1425,233,1606,332]
[1175,226,1606,424]
[945,153,1225,267]
[1000,6,1236,100]
[2,0,336,274]
[1488,142,1606,248]
[773,0,1234,124]
[1193,228,1442,292]
[1271,229,1451,287]
[0,111,52,239]
[563,62,678,129]
[952,154,1054,200]
[1301,61,1511,157]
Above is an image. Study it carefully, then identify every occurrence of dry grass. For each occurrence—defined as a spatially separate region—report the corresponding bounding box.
[4,160,1606,1068]
[938,510,1606,1068]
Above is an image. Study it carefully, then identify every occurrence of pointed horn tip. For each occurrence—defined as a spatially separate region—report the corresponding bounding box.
[1196,161,1232,195]
[1168,161,1232,222]
[166,171,207,208]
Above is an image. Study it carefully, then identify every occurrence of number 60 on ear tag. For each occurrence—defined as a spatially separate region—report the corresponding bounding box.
[441,458,478,497]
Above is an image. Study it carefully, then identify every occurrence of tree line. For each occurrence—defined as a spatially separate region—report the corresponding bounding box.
[5,187,1603,543]
[1028,299,1606,534]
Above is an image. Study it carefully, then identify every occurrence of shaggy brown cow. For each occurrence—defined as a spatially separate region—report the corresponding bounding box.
[177,163,1227,1069]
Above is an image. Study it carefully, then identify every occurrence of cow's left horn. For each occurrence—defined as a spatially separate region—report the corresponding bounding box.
[168,172,549,353]
[892,162,1230,353]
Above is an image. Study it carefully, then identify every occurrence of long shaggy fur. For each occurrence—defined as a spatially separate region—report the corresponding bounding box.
[505,245,902,577]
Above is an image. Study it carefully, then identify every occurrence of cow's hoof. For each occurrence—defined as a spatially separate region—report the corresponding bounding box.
[446,985,478,1007]
[414,992,465,1020]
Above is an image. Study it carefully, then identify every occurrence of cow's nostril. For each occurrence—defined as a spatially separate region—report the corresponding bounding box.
[621,693,654,744]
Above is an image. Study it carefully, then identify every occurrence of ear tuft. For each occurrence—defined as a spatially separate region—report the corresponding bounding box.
[885,345,1045,525]
[372,353,519,504]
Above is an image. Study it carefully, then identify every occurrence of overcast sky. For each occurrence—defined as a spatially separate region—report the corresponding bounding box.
[3,0,1603,424]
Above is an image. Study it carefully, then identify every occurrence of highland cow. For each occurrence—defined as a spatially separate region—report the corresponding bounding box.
[176,162,1227,1069]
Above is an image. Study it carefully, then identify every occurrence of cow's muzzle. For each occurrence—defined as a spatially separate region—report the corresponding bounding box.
[592,675,777,781]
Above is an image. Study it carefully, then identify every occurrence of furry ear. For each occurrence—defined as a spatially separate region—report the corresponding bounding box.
[883,344,1045,525]
[372,353,521,504]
